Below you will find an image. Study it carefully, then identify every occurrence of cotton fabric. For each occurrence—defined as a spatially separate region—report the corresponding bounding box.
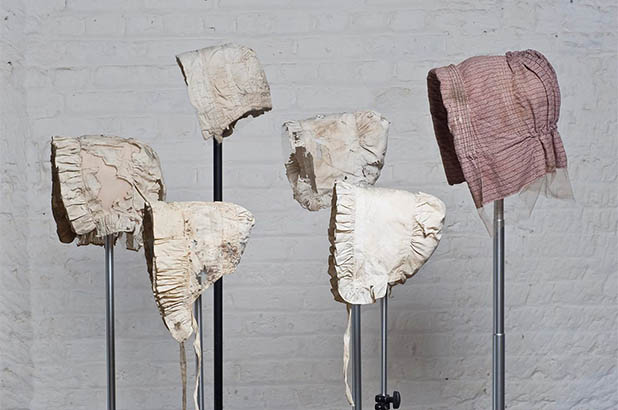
[427,49,573,223]
[143,200,254,410]
[177,43,272,142]
[328,181,446,405]
[283,111,389,211]
[51,135,165,250]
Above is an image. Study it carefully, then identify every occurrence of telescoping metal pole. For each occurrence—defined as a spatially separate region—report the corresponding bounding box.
[352,305,362,410]
[104,235,116,410]
[493,200,505,410]
[213,137,224,410]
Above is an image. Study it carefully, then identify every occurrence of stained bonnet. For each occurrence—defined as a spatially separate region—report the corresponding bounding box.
[143,200,254,410]
[177,43,272,142]
[283,111,389,211]
[51,135,165,250]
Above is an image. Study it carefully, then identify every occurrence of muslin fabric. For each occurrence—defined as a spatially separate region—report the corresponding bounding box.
[51,135,165,250]
[328,181,446,405]
[176,43,272,142]
[143,200,254,410]
[427,49,573,227]
[283,111,389,211]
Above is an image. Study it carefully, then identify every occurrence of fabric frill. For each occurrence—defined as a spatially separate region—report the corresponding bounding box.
[145,201,255,410]
[329,182,446,406]
[52,137,97,239]
[389,192,447,287]
[328,182,357,406]
[329,181,358,303]
[51,135,165,250]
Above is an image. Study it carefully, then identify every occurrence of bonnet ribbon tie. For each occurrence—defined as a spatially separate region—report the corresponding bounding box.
[178,314,201,410]
[180,342,187,410]
[192,314,201,410]
[343,304,354,406]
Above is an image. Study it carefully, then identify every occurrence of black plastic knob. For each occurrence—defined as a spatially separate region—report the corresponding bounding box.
[392,391,401,409]
[374,391,401,409]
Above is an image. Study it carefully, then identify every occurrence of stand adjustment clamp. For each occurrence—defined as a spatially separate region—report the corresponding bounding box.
[374,391,401,410]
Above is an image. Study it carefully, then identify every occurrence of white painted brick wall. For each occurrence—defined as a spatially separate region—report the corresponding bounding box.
[1,1,35,409]
[1,0,616,409]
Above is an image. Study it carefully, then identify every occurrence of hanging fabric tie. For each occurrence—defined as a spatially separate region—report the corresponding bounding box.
[143,200,255,410]
[328,181,446,405]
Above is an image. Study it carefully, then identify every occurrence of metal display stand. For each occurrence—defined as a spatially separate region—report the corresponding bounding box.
[374,297,400,410]
[493,200,505,410]
[195,138,223,410]
[350,201,505,410]
[104,235,116,410]
[213,138,223,410]
[352,305,362,410]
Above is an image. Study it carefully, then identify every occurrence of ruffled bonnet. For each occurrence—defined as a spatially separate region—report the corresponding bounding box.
[143,200,254,410]
[329,181,446,305]
[328,181,446,404]
[51,135,165,250]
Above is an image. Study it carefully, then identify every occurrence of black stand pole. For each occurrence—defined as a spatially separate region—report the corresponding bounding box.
[213,137,223,410]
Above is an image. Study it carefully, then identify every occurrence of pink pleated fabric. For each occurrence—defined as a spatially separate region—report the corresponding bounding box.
[427,49,571,210]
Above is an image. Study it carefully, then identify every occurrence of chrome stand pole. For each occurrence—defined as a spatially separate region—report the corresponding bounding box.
[493,200,505,410]
[104,235,116,410]
[375,297,400,410]
[380,297,387,397]
[352,305,362,410]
